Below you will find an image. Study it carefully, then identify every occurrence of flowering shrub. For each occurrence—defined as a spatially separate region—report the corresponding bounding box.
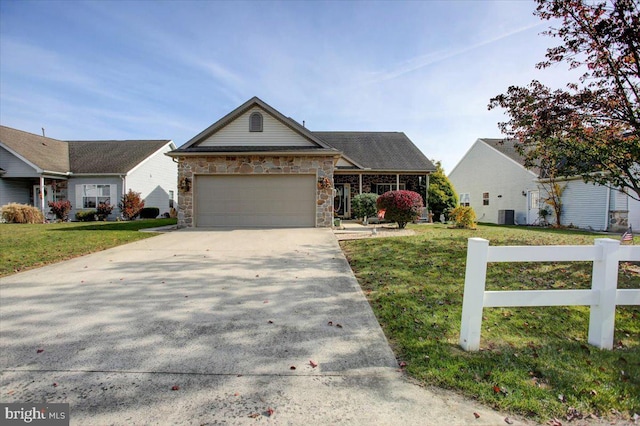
[48,200,71,222]
[450,206,477,229]
[119,190,144,220]
[96,202,114,221]
[375,190,423,229]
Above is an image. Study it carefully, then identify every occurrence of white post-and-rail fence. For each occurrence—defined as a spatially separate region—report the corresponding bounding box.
[459,238,640,351]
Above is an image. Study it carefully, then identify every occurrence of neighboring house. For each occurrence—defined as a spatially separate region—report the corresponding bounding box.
[448,138,639,232]
[0,125,177,220]
[167,97,436,228]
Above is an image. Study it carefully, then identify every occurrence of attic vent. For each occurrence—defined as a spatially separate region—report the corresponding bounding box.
[249,112,263,132]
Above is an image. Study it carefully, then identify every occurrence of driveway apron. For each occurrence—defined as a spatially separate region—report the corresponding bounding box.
[0,228,528,425]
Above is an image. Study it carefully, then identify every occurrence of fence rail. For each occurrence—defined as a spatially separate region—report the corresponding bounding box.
[459,238,640,351]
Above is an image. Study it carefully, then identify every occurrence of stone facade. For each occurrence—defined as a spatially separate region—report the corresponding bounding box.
[176,155,335,228]
[334,173,423,200]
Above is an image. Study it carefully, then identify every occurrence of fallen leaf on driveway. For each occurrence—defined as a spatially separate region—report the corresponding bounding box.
[504,417,514,424]
[37,349,44,353]
[268,320,274,324]
[547,418,562,426]
[336,324,343,328]
[399,361,407,368]
[266,408,274,417]
[473,412,480,419]
[171,385,180,391]
[327,321,333,326]
[290,366,296,370]
[309,360,318,368]
[263,300,269,304]
[52,383,58,387]
[248,413,260,418]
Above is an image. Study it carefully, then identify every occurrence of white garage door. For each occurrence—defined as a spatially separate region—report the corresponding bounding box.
[195,175,316,227]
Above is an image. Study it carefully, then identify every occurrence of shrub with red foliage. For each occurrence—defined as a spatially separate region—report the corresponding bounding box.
[119,189,145,220]
[48,200,71,222]
[376,190,423,229]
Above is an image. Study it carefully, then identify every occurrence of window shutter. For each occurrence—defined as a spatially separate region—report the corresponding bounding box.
[110,184,117,205]
[75,185,84,209]
[249,112,263,132]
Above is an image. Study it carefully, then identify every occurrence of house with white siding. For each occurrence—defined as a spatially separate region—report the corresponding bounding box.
[0,125,177,220]
[449,138,639,232]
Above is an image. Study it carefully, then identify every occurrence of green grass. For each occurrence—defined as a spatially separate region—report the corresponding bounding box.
[341,224,639,422]
[0,218,176,277]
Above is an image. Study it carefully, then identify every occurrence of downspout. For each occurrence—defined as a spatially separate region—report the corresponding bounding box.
[604,185,611,231]
[359,174,362,195]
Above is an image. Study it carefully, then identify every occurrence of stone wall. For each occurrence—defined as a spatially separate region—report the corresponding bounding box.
[334,173,422,200]
[176,155,335,228]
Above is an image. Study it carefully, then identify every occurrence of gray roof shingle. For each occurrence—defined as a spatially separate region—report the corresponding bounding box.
[479,138,541,175]
[314,131,436,172]
[68,140,171,174]
[0,125,70,174]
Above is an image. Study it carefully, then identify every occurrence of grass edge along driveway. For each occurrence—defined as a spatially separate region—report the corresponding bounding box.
[340,224,639,423]
[0,218,176,277]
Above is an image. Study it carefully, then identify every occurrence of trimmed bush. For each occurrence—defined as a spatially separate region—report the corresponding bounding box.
[119,189,144,220]
[351,193,378,221]
[140,207,159,219]
[450,205,477,229]
[376,190,424,229]
[48,200,71,222]
[1,203,44,224]
[96,202,114,221]
[75,210,97,222]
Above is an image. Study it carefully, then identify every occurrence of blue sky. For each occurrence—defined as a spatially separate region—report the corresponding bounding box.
[0,0,574,173]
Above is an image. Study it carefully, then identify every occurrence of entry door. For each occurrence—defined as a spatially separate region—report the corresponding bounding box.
[527,190,540,224]
[333,183,350,218]
[33,185,54,209]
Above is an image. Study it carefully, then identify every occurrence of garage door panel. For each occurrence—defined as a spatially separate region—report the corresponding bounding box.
[195,175,316,227]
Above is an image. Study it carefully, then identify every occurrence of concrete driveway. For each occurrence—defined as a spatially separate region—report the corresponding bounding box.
[1,228,527,425]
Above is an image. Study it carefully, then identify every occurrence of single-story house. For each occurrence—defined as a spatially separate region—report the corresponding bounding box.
[167,97,436,228]
[448,138,640,231]
[0,125,177,220]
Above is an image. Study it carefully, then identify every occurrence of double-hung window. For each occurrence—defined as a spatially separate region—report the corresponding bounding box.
[483,192,490,206]
[80,184,112,208]
[460,193,470,207]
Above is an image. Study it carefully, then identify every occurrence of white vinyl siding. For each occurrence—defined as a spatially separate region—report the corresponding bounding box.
[125,143,177,215]
[194,175,316,227]
[554,180,608,230]
[449,140,538,225]
[200,107,316,147]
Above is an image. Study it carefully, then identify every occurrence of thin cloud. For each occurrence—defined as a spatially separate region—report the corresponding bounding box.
[363,22,544,85]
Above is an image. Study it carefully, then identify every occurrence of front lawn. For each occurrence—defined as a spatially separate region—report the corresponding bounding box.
[0,218,176,277]
[341,224,639,423]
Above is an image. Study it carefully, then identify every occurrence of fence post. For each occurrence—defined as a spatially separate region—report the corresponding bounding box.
[588,238,621,350]
[459,238,490,351]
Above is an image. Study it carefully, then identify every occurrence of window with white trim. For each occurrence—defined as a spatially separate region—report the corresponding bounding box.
[483,192,490,206]
[460,193,470,207]
[376,183,405,195]
[249,112,263,132]
[80,184,112,208]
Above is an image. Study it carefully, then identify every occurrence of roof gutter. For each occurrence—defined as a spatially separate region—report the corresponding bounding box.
[166,150,341,157]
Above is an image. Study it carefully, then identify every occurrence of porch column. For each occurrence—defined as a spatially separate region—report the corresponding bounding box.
[359,174,363,194]
[396,174,400,191]
[425,174,429,212]
[39,176,46,221]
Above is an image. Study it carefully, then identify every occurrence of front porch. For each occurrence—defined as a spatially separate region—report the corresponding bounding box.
[333,173,428,219]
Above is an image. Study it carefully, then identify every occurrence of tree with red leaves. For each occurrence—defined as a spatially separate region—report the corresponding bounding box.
[489,0,640,200]
[376,190,424,229]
